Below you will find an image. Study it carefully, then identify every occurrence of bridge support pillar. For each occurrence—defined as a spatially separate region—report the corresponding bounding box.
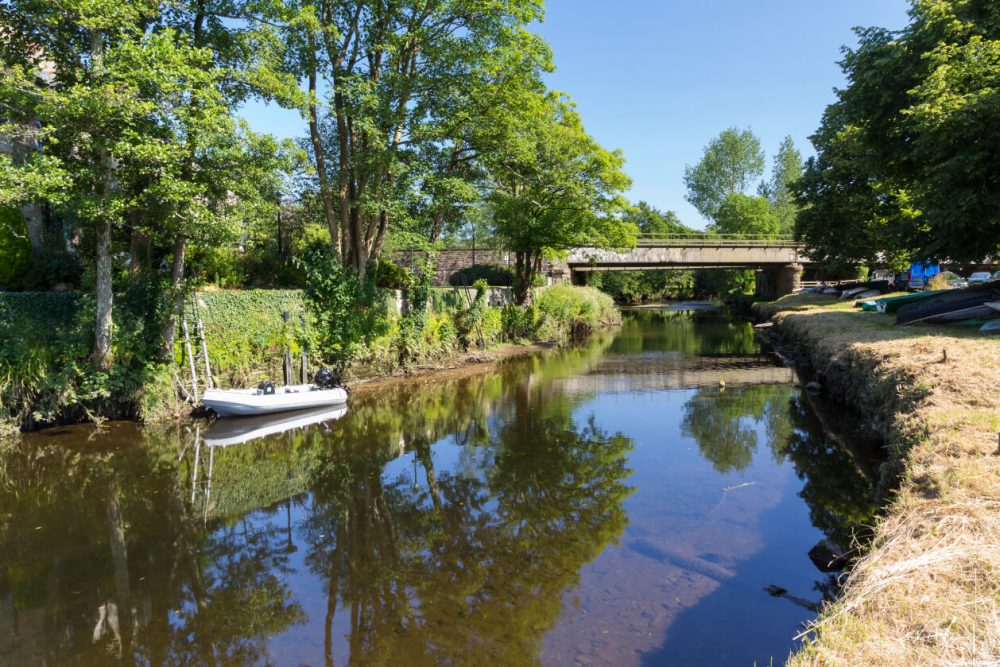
[761,263,803,300]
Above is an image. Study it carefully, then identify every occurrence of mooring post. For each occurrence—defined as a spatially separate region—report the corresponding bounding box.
[283,311,292,386]
[299,311,308,384]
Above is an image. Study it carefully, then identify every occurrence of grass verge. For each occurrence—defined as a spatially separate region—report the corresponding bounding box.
[753,296,1000,666]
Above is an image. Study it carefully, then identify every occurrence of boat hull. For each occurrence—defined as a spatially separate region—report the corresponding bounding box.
[203,384,348,417]
[896,286,1000,325]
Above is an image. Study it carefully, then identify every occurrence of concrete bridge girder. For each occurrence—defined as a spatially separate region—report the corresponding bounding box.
[566,245,810,299]
[566,245,812,267]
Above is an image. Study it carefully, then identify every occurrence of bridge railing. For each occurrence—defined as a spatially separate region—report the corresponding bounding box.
[634,233,800,247]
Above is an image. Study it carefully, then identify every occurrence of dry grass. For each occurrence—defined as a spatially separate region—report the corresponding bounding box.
[756,303,1000,666]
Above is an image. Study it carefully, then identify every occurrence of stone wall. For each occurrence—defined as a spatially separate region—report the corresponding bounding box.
[394,249,569,286]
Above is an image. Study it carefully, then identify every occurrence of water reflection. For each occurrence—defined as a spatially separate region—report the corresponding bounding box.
[0,309,882,666]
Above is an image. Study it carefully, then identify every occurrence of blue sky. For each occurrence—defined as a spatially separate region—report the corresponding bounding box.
[241,0,911,230]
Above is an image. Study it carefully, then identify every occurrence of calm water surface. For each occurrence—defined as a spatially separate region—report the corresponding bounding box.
[0,307,879,666]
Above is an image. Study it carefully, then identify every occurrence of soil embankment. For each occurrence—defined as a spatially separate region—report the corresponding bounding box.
[754,294,1000,666]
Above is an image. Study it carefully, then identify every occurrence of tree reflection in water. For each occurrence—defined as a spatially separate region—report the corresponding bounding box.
[301,364,635,665]
[0,313,884,666]
[680,383,880,549]
[0,336,634,665]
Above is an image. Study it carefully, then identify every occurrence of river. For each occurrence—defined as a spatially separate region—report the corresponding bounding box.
[0,306,880,666]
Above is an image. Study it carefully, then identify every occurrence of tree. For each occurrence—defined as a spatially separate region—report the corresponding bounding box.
[761,136,802,234]
[0,1,298,365]
[683,127,765,221]
[797,0,1000,264]
[712,193,780,238]
[288,0,547,283]
[487,93,634,304]
[0,1,162,368]
[626,201,691,236]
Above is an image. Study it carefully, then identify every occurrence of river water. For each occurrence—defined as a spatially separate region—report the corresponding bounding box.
[0,306,879,666]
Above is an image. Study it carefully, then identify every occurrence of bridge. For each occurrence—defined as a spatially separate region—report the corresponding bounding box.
[404,234,815,299]
[567,234,813,299]
[554,354,796,394]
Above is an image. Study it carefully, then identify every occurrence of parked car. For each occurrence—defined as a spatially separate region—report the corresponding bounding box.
[969,271,993,285]
[993,270,1000,282]
[937,271,967,289]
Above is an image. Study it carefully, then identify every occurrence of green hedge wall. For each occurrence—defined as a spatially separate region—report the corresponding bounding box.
[0,207,32,289]
[181,290,317,388]
[0,292,82,345]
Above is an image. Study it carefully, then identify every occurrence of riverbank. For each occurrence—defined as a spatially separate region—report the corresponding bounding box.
[0,283,620,432]
[754,293,1000,666]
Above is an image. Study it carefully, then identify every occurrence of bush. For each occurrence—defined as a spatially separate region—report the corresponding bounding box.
[187,245,248,288]
[297,248,390,369]
[0,206,32,289]
[374,257,414,290]
[449,263,514,287]
[534,284,622,338]
[501,303,545,342]
[181,289,316,387]
[0,287,173,430]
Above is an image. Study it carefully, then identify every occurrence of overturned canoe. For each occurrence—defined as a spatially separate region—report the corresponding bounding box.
[981,319,1000,334]
[203,383,348,417]
[875,290,944,314]
[897,286,1000,325]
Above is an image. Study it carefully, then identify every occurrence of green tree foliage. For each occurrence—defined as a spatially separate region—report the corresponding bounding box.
[797,0,1000,264]
[683,127,765,221]
[288,0,548,282]
[761,136,802,234]
[0,1,298,367]
[297,247,389,369]
[712,194,780,237]
[627,200,691,236]
[0,206,31,288]
[488,93,634,304]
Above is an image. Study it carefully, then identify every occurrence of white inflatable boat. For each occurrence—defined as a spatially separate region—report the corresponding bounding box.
[202,383,348,417]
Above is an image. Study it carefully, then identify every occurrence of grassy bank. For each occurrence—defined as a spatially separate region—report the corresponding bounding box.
[754,294,1000,666]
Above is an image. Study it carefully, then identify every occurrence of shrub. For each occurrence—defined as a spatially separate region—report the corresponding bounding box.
[374,257,414,290]
[534,284,621,338]
[0,206,32,289]
[181,289,315,387]
[187,245,247,288]
[297,248,389,369]
[501,304,545,342]
[449,263,514,287]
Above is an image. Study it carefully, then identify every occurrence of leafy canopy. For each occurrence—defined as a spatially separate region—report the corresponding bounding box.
[684,127,765,221]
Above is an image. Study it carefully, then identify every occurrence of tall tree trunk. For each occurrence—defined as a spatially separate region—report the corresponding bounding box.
[93,218,114,369]
[160,237,187,359]
[308,35,339,258]
[90,29,114,370]
[128,224,150,277]
[513,251,534,305]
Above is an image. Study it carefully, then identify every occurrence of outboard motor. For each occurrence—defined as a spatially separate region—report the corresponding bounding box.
[314,367,345,390]
[257,380,276,395]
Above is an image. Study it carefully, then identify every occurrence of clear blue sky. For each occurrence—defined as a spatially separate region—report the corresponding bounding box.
[241,0,911,230]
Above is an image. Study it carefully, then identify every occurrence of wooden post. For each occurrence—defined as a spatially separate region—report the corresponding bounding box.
[283,311,292,386]
[299,312,308,384]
